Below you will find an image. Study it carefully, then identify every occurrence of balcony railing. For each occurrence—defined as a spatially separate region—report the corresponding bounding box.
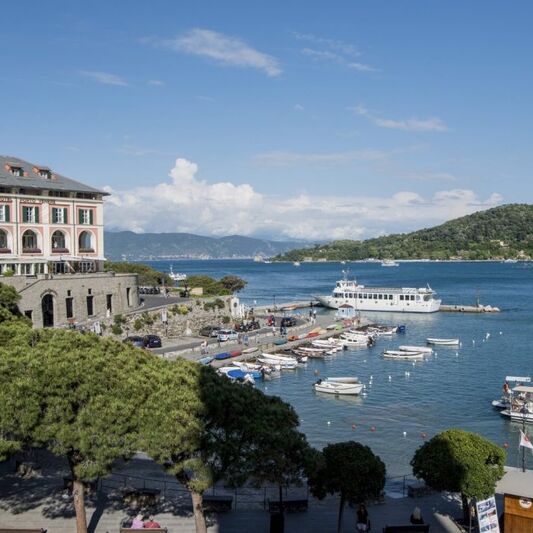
[22,248,42,254]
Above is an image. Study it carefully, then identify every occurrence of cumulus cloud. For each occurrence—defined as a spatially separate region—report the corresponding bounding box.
[79,70,128,86]
[352,104,448,132]
[104,157,503,241]
[156,28,281,77]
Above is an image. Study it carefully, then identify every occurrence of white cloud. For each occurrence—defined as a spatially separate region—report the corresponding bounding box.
[297,33,378,73]
[294,104,305,111]
[253,148,390,167]
[147,79,165,86]
[104,157,503,240]
[79,70,128,86]
[407,171,457,182]
[351,104,448,132]
[158,28,281,77]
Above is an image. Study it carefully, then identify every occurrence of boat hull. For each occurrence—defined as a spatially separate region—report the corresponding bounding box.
[316,294,441,313]
[314,382,364,395]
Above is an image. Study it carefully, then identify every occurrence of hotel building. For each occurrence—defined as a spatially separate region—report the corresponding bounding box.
[0,156,138,327]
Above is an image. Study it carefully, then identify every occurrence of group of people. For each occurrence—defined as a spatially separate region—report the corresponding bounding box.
[130,513,162,529]
[355,504,424,531]
[308,308,317,324]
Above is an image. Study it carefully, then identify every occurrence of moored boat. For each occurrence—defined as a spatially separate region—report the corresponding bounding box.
[314,378,364,395]
[399,345,433,354]
[382,350,425,360]
[426,338,460,345]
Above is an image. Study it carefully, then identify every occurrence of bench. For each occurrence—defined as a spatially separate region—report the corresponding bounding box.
[0,529,47,533]
[122,487,161,508]
[267,498,309,513]
[407,483,434,498]
[120,529,167,533]
[202,494,233,512]
[383,525,430,533]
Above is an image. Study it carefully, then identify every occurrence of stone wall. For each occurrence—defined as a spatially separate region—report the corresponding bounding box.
[2,272,139,328]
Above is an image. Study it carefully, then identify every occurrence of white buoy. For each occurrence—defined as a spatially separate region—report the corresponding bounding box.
[388,375,392,382]
[412,362,416,367]
[327,421,331,425]
[486,332,490,340]
[403,431,407,437]
[499,331,503,335]
[459,342,462,347]
[472,339,475,345]
[455,352,459,356]
[370,375,373,380]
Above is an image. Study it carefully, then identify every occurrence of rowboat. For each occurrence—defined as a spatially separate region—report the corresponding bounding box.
[197,356,213,365]
[258,353,298,370]
[242,346,259,354]
[399,345,433,354]
[314,377,364,395]
[382,350,425,360]
[426,338,460,345]
[214,352,232,360]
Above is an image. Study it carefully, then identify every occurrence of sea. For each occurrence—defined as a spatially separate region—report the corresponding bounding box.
[143,259,533,477]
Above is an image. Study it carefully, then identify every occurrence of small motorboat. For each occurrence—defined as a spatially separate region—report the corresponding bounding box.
[399,345,433,354]
[168,265,187,282]
[382,350,425,360]
[426,338,460,345]
[274,339,288,346]
[230,350,242,357]
[314,378,364,395]
[258,353,298,370]
[214,352,232,360]
[197,356,214,365]
[242,346,259,355]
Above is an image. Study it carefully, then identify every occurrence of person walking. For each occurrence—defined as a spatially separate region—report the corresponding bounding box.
[356,503,370,532]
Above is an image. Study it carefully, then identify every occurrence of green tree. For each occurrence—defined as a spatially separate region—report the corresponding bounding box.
[105,261,172,286]
[141,365,304,533]
[0,326,161,533]
[411,429,505,523]
[308,441,386,533]
[0,282,26,323]
[219,275,247,293]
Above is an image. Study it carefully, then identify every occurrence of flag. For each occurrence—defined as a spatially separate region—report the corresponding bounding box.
[519,429,533,450]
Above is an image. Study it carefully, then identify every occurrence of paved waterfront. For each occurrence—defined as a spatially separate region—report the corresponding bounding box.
[0,453,464,532]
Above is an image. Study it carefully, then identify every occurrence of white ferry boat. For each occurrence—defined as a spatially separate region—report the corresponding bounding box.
[316,273,441,313]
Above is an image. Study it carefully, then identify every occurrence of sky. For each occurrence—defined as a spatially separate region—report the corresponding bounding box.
[1,1,532,241]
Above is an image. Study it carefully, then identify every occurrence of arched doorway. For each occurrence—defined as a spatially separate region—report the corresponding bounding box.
[42,294,54,327]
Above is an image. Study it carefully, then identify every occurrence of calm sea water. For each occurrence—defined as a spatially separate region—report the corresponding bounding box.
[145,259,533,476]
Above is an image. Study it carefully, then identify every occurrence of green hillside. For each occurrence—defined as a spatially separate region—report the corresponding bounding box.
[276,204,533,261]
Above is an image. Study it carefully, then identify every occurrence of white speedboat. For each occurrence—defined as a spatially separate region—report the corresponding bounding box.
[427,338,460,345]
[381,259,399,267]
[258,353,298,370]
[399,345,433,354]
[316,271,440,313]
[314,377,364,395]
[169,265,187,282]
[382,350,425,360]
[293,261,301,267]
[499,384,533,423]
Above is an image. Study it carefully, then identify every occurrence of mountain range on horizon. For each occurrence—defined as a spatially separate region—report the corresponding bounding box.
[104,231,313,260]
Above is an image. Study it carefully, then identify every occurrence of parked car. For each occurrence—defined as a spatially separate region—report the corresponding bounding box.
[123,336,145,348]
[235,320,260,332]
[143,334,162,348]
[280,316,297,328]
[217,329,239,342]
[199,325,222,337]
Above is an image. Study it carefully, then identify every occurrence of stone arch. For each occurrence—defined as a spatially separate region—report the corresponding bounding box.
[22,229,39,252]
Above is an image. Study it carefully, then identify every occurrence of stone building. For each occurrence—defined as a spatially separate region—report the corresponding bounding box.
[0,155,139,327]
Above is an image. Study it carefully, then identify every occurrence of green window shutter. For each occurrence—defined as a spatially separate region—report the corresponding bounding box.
[35,206,39,223]
[63,208,68,224]
[22,207,27,222]
[79,209,83,224]
[89,210,94,225]
[4,205,9,222]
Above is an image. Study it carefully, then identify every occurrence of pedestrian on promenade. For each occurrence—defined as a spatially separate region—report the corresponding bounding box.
[272,325,276,335]
[356,503,370,532]
[244,334,249,346]
[144,515,162,528]
[410,506,424,525]
[131,513,144,529]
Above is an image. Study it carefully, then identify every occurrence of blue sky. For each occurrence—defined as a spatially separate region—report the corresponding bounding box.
[1,1,532,239]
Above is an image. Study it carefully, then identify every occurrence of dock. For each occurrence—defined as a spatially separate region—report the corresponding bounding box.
[440,304,500,313]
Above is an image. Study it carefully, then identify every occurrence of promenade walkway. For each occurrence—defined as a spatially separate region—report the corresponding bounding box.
[0,453,464,532]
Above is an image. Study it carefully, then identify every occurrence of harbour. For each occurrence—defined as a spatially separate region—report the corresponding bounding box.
[147,258,533,477]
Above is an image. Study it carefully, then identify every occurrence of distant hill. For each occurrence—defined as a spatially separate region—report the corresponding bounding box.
[104,231,312,260]
[275,204,533,261]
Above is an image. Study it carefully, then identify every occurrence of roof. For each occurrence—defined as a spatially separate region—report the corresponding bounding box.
[514,385,533,394]
[496,466,533,498]
[0,156,108,195]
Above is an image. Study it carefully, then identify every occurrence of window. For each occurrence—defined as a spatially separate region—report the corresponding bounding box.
[106,294,112,313]
[10,166,23,177]
[400,295,404,301]
[0,205,10,222]
[126,287,131,306]
[38,169,51,179]
[22,206,39,223]
[86,295,94,316]
[66,297,74,319]
[52,262,66,274]
[52,207,68,224]
[79,231,93,252]
[24,310,33,321]
[78,209,93,225]
[0,230,9,251]
[22,230,39,252]
[80,261,94,273]
[378,294,383,300]
[51,231,67,251]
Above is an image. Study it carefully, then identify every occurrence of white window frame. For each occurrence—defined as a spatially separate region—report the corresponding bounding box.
[0,205,6,223]
[23,206,37,223]
[80,209,91,225]
[52,207,65,224]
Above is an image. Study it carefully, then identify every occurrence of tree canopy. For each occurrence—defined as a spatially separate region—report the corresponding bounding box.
[308,441,386,533]
[0,282,27,324]
[186,274,247,296]
[104,261,173,286]
[411,429,505,501]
